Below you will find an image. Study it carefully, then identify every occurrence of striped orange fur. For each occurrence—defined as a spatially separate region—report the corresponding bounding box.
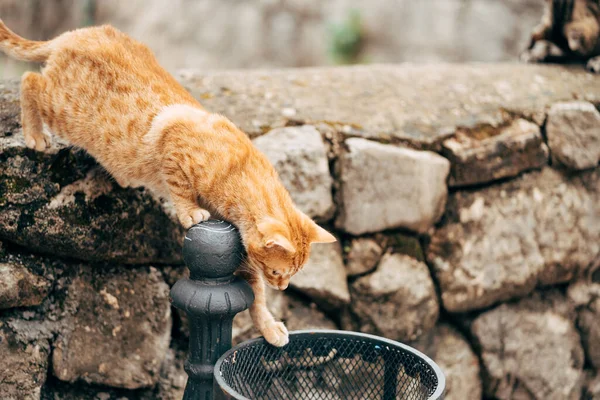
[0,21,336,347]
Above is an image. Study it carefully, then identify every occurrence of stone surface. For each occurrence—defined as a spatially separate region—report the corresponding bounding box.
[578,308,600,371]
[41,350,187,400]
[0,82,184,264]
[336,138,449,235]
[471,291,584,400]
[428,167,600,313]
[41,381,147,400]
[290,241,350,310]
[568,278,600,370]
[253,125,335,221]
[0,325,49,400]
[0,247,65,313]
[442,118,548,187]
[0,261,50,309]
[153,348,188,400]
[583,372,600,400]
[546,101,600,170]
[284,297,337,332]
[52,266,172,389]
[344,238,383,276]
[350,253,439,341]
[179,65,600,145]
[410,324,482,400]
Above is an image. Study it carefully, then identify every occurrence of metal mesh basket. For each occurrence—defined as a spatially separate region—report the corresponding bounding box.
[214,330,445,400]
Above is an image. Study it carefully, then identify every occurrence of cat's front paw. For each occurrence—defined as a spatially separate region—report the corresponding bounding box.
[179,208,211,229]
[262,321,289,347]
[24,131,51,151]
[586,56,600,73]
[520,40,564,63]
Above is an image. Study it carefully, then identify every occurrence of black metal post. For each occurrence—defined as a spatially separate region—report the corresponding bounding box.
[170,220,254,400]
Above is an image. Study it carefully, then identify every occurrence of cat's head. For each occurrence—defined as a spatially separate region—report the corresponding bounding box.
[246,213,336,290]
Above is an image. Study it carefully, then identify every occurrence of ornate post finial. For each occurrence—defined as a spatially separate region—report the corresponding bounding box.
[170,220,254,400]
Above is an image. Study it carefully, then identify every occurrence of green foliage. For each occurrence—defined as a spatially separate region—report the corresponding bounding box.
[386,233,424,262]
[327,9,366,65]
[81,0,97,27]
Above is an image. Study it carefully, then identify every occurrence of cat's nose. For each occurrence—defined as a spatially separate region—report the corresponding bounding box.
[278,283,288,290]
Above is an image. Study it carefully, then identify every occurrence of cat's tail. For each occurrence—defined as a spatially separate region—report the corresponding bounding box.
[0,19,53,62]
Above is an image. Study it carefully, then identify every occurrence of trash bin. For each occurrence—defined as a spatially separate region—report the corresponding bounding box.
[214,330,445,400]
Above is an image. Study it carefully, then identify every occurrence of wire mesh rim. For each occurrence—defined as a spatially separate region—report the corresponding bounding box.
[214,329,445,400]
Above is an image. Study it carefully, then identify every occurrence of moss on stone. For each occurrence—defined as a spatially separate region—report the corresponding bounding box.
[0,176,31,205]
[385,233,424,262]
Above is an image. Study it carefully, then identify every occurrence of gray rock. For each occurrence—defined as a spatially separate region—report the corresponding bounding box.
[285,297,337,332]
[179,65,600,145]
[471,291,584,400]
[567,279,600,369]
[350,253,439,341]
[154,348,187,400]
[0,87,184,264]
[42,382,147,400]
[40,350,186,400]
[336,138,449,235]
[410,324,482,400]
[579,308,600,370]
[583,372,600,400]
[344,238,383,276]
[442,118,548,187]
[290,241,350,310]
[0,326,49,400]
[253,125,335,221]
[428,167,600,313]
[339,307,360,333]
[546,101,600,170]
[0,261,50,309]
[52,266,172,389]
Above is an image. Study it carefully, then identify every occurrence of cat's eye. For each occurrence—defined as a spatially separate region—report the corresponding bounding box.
[272,270,279,276]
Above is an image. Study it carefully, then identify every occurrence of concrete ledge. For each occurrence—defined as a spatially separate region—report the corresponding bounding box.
[178,63,600,147]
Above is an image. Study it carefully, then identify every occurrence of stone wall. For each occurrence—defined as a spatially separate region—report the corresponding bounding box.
[0,0,544,78]
[1,64,600,399]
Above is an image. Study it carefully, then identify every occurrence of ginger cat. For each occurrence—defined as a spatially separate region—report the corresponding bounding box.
[0,21,336,347]
[521,0,600,73]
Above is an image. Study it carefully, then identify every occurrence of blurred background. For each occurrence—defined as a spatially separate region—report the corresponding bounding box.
[0,0,544,78]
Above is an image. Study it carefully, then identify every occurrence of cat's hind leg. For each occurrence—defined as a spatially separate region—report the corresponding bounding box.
[20,72,51,151]
[587,56,600,73]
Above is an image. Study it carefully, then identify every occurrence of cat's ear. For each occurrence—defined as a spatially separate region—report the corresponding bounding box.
[311,223,337,244]
[264,233,296,253]
[257,217,296,253]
